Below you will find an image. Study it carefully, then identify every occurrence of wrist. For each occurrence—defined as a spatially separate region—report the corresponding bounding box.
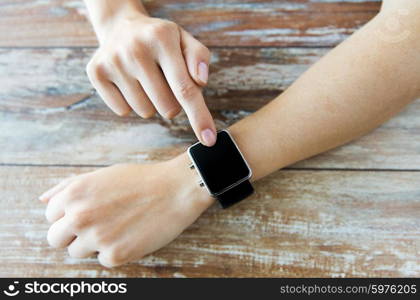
[169,152,216,213]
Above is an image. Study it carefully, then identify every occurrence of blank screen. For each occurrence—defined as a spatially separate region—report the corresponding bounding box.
[189,131,250,194]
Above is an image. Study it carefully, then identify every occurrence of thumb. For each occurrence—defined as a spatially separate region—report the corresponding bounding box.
[180,29,211,87]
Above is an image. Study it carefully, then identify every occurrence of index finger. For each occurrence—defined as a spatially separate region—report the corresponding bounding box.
[158,46,216,146]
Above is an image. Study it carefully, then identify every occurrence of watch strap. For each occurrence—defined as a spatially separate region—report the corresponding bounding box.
[216,180,254,209]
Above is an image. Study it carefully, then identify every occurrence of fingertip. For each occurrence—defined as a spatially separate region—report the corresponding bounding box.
[163,106,181,120]
[38,189,54,203]
[39,196,48,203]
[200,128,217,147]
[115,107,132,117]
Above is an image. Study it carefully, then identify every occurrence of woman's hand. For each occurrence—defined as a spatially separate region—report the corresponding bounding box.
[86,8,217,146]
[39,154,214,267]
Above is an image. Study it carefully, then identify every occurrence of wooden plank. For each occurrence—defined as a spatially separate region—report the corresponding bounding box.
[1,47,419,169]
[1,106,420,169]
[0,166,419,277]
[0,47,327,112]
[0,0,381,47]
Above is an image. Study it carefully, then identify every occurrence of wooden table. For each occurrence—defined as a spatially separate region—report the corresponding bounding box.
[1,0,419,277]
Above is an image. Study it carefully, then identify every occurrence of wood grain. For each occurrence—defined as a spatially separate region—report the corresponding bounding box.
[1,0,418,279]
[0,0,381,47]
[1,47,419,169]
[1,166,419,277]
[0,47,326,111]
[1,103,420,169]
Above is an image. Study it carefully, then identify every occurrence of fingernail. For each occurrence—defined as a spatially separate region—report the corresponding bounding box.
[201,128,216,146]
[198,62,208,84]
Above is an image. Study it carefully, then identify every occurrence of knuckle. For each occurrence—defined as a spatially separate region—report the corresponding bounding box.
[146,21,177,43]
[68,210,90,232]
[177,79,197,100]
[106,52,123,69]
[91,228,111,248]
[127,40,146,60]
[139,21,180,55]
[86,60,107,81]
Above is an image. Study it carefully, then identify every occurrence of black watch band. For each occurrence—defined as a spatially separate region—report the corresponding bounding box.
[216,180,254,209]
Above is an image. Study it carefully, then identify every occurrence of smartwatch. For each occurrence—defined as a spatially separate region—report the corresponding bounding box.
[187,129,254,208]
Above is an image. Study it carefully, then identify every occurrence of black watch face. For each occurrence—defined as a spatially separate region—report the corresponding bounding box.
[188,130,251,195]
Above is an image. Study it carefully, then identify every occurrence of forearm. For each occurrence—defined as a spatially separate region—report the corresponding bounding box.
[226,8,420,181]
[84,0,148,41]
[230,3,420,182]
